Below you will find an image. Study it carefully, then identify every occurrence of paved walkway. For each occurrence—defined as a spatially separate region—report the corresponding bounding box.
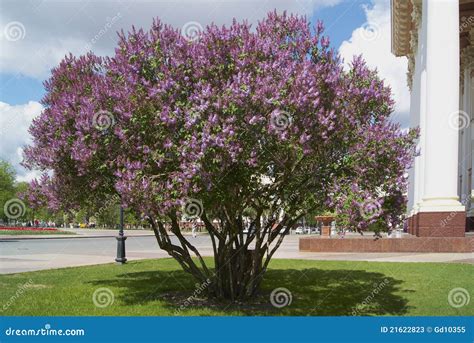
[0,228,156,240]
[1,234,473,274]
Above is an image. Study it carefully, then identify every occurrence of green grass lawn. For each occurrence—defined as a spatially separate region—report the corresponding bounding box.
[0,258,472,316]
[0,229,75,235]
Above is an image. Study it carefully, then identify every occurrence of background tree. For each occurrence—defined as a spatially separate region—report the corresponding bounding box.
[0,161,66,225]
[14,181,34,222]
[24,12,417,300]
[0,160,16,222]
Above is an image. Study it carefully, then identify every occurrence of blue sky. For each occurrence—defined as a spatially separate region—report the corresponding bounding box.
[0,0,408,181]
[0,73,44,105]
[0,0,370,106]
[315,0,370,48]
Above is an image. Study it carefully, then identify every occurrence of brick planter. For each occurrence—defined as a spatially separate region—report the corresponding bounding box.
[299,236,474,253]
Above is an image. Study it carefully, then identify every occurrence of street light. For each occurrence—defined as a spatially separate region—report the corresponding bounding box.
[115,206,127,264]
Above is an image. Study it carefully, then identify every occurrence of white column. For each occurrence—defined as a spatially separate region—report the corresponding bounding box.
[462,68,472,209]
[469,69,474,215]
[407,59,420,215]
[459,79,465,202]
[407,167,415,215]
[471,71,474,191]
[409,5,425,216]
[416,68,426,210]
[419,0,464,212]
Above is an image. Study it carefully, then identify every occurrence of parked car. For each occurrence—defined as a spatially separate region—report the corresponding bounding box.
[295,227,304,234]
[305,227,319,234]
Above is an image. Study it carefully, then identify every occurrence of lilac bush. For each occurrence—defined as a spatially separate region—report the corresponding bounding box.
[24,12,417,299]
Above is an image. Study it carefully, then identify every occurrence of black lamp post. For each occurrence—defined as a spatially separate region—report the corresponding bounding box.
[115,206,127,264]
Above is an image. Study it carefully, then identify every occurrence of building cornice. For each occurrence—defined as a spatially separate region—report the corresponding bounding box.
[391,0,421,90]
[406,1,422,90]
[391,0,414,57]
[392,0,474,90]
[461,27,474,92]
[460,2,474,91]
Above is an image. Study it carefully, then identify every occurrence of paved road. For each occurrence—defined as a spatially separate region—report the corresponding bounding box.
[1,235,473,274]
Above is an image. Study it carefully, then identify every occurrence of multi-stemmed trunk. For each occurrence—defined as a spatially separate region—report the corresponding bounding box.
[148,213,298,301]
[212,247,264,300]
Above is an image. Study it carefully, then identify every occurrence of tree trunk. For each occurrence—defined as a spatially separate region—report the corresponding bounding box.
[212,248,264,300]
[148,213,300,302]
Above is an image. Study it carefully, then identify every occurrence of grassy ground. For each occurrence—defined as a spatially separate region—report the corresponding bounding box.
[0,229,75,235]
[0,258,472,316]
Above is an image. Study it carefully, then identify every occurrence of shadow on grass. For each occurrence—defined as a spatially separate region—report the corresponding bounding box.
[89,267,413,316]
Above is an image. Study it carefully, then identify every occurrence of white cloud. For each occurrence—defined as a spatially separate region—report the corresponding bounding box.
[0,101,43,182]
[1,0,342,79]
[338,0,410,128]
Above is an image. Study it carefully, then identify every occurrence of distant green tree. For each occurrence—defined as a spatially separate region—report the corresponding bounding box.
[0,160,17,221]
[95,202,119,228]
[14,181,34,221]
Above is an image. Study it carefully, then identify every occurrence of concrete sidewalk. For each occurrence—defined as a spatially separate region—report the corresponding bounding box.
[1,235,473,274]
[0,229,408,241]
[0,229,395,241]
[0,228,161,240]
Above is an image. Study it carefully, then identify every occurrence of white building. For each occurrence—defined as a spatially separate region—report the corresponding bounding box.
[391,0,474,237]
